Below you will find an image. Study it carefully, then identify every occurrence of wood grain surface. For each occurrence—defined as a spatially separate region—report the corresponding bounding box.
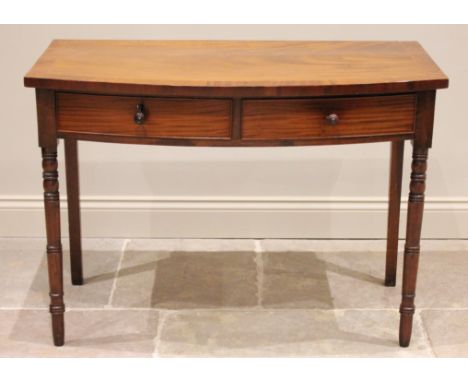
[56,93,232,139]
[242,94,416,140]
[26,39,447,347]
[24,40,448,97]
[385,140,405,287]
[64,138,83,286]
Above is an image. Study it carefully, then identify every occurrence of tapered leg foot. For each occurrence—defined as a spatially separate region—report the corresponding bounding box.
[65,139,83,286]
[42,147,66,346]
[71,277,83,286]
[51,311,65,346]
[399,310,414,347]
[398,146,428,347]
[385,141,404,287]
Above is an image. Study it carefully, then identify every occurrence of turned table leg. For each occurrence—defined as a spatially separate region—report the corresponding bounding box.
[42,147,65,346]
[385,140,404,286]
[399,146,428,347]
[64,138,83,285]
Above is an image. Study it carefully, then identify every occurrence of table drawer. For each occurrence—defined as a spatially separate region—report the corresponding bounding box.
[56,93,232,139]
[242,95,416,140]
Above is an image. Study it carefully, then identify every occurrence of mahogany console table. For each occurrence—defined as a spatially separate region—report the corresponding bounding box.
[24,40,448,347]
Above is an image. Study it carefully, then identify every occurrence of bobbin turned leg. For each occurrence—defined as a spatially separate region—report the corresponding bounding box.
[42,147,65,346]
[65,138,83,285]
[385,140,404,286]
[399,146,428,347]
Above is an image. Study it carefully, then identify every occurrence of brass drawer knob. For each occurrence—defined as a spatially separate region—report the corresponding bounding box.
[325,113,339,126]
[134,104,145,124]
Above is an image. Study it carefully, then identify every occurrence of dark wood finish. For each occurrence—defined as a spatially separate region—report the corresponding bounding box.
[36,89,57,147]
[64,138,83,286]
[57,130,414,147]
[41,147,65,346]
[399,146,428,347]
[25,41,447,348]
[24,40,448,97]
[242,95,416,140]
[36,89,65,346]
[56,93,232,140]
[385,140,405,287]
[415,91,437,148]
[231,98,242,140]
[399,90,436,347]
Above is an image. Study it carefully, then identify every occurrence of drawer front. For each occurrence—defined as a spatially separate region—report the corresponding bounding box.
[242,95,416,140]
[57,93,232,139]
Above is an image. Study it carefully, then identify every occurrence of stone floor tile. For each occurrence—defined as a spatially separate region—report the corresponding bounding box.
[260,239,468,253]
[23,239,124,308]
[317,251,402,309]
[0,238,45,251]
[261,251,401,309]
[420,310,468,357]
[127,239,255,252]
[62,238,126,252]
[260,239,391,253]
[261,247,468,310]
[261,251,335,308]
[158,309,432,357]
[1,309,159,357]
[417,251,468,309]
[112,250,257,308]
[2,238,466,357]
[418,240,468,251]
[0,240,45,306]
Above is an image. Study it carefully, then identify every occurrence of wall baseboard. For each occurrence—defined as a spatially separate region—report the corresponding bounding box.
[1,195,467,238]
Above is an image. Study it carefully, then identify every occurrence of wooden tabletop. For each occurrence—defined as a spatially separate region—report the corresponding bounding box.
[24,40,448,97]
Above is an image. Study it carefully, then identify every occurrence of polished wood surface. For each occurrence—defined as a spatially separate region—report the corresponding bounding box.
[64,138,83,286]
[58,128,415,147]
[25,40,447,348]
[36,89,57,148]
[400,147,428,347]
[385,141,405,287]
[399,90,436,347]
[242,95,415,140]
[25,40,448,97]
[41,147,65,346]
[36,89,64,346]
[57,93,232,139]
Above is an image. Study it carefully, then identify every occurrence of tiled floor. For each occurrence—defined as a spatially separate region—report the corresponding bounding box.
[0,238,467,357]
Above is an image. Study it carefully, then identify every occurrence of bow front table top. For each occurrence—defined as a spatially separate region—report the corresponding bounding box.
[24,40,448,347]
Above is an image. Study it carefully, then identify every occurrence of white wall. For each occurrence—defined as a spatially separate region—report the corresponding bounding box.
[1,25,467,238]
